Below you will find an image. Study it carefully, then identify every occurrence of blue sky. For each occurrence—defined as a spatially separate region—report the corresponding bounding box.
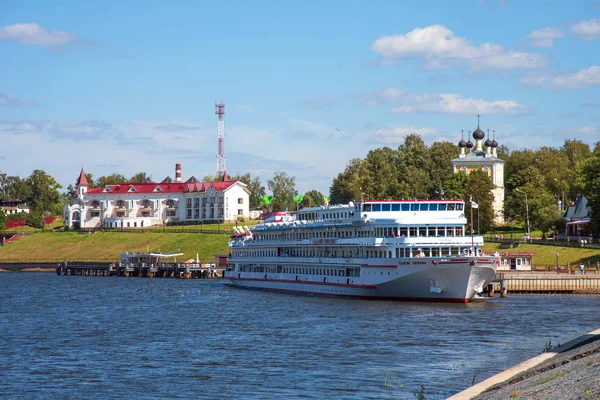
[1,0,599,195]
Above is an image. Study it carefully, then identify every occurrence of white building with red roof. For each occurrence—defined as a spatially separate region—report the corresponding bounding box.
[65,164,250,229]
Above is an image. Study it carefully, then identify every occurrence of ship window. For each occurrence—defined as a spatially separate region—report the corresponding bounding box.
[382,204,390,212]
[429,203,438,211]
[399,227,407,237]
[411,204,419,211]
[363,204,372,212]
[456,203,463,211]
[447,203,455,211]
[419,227,426,237]
[420,203,428,211]
[392,204,400,211]
[439,203,447,211]
[401,204,410,211]
[373,204,381,212]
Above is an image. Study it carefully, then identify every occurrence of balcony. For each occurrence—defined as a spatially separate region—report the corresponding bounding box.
[165,201,177,210]
[89,203,101,210]
[139,202,154,212]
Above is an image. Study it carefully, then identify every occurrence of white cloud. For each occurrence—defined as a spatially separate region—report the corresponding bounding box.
[371,24,547,70]
[367,126,438,144]
[525,27,564,47]
[521,66,600,89]
[571,18,600,40]
[0,23,78,46]
[362,88,530,114]
[0,93,38,106]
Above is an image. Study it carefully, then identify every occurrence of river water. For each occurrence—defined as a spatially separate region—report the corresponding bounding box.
[0,273,598,399]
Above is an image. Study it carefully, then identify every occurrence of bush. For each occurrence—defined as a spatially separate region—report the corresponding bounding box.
[237,217,246,223]
[7,212,28,221]
[25,213,44,229]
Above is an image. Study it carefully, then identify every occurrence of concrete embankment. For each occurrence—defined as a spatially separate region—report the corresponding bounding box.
[493,270,600,294]
[0,262,110,272]
[448,328,600,400]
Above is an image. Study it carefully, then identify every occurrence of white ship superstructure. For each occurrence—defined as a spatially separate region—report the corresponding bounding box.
[223,200,498,302]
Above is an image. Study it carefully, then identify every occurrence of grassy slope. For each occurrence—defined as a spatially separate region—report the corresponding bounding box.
[482,242,600,268]
[1,230,599,266]
[0,231,229,262]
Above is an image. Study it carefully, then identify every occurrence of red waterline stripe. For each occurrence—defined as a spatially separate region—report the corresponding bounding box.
[227,285,470,303]
[227,276,376,289]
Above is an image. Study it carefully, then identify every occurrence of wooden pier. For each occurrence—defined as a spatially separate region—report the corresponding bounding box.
[56,261,223,279]
[489,270,600,295]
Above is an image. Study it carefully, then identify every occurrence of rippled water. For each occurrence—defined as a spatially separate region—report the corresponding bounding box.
[0,273,598,399]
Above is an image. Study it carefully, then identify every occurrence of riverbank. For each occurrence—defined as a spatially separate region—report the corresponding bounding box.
[449,328,600,399]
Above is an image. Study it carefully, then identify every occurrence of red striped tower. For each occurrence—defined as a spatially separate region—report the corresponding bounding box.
[175,163,182,183]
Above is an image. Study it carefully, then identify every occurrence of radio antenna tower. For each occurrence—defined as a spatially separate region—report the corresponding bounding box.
[215,102,226,179]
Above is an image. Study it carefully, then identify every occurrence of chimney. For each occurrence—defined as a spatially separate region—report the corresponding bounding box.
[175,163,182,183]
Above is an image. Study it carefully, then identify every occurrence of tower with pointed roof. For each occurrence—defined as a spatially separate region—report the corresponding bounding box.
[452,116,505,224]
[75,167,89,198]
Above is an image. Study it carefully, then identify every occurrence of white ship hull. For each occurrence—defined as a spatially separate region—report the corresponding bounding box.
[224,257,497,303]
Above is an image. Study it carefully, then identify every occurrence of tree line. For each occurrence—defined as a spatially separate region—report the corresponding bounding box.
[1,135,599,235]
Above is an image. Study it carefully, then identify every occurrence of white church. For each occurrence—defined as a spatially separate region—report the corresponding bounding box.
[64,163,250,229]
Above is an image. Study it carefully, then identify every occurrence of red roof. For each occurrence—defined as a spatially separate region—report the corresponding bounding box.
[76,168,89,187]
[86,180,238,195]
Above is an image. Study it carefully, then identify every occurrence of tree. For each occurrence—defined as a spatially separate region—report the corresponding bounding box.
[202,174,219,182]
[25,212,44,229]
[0,207,6,230]
[428,141,458,198]
[24,170,62,216]
[95,174,128,187]
[443,172,468,201]
[231,173,266,209]
[130,172,152,183]
[504,166,560,231]
[397,134,432,198]
[85,172,95,188]
[304,190,326,207]
[330,158,371,204]
[267,171,297,212]
[464,170,495,233]
[576,154,600,235]
[1,175,31,200]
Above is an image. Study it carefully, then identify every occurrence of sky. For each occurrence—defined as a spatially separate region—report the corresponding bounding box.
[1,0,599,196]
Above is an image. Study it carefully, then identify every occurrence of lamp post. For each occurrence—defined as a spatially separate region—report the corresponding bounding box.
[553,178,565,211]
[515,188,530,243]
[556,252,559,271]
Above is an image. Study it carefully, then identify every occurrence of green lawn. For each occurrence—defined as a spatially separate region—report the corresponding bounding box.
[0,231,229,262]
[2,226,599,267]
[482,242,600,269]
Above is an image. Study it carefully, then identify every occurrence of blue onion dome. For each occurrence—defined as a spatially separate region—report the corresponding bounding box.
[473,127,485,140]
[491,140,498,148]
[459,139,467,148]
[484,138,493,147]
[466,139,474,148]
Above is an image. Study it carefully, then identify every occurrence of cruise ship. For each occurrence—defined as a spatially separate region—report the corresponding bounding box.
[223,200,499,302]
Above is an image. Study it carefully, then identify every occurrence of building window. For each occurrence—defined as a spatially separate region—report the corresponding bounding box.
[117,212,125,217]
[186,209,192,218]
[238,198,243,204]
[186,199,192,208]
[238,209,243,215]
[166,210,176,217]
[91,211,100,217]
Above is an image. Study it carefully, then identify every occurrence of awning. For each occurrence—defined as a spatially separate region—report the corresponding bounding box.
[566,219,590,225]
